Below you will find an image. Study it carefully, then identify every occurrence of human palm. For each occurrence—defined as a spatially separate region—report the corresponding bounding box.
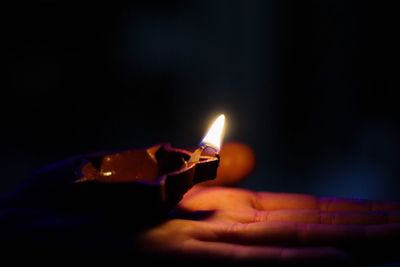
[2,142,399,266]
[138,186,400,266]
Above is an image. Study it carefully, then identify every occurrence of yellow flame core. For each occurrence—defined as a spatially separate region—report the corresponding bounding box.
[200,114,225,152]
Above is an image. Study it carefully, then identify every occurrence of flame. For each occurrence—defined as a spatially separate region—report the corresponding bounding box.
[200,114,225,152]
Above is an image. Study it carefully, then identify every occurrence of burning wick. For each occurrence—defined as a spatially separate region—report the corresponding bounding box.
[189,114,225,163]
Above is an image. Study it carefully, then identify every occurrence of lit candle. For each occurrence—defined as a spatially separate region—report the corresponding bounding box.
[201,114,225,152]
[189,114,225,163]
[75,114,226,211]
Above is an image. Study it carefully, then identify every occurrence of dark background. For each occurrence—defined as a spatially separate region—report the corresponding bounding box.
[2,1,399,200]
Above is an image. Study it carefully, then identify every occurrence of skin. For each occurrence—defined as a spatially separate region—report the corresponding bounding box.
[1,142,399,266]
[202,142,256,186]
[137,142,400,266]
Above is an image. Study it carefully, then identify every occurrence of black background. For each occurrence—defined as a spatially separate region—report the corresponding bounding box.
[2,1,399,200]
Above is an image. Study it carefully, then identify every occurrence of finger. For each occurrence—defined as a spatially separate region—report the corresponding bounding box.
[205,221,400,248]
[318,197,400,212]
[181,187,254,210]
[253,192,319,210]
[254,192,400,212]
[199,142,256,186]
[182,239,352,266]
[181,187,400,217]
[212,209,400,224]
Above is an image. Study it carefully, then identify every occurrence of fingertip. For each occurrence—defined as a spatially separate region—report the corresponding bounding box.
[202,141,256,186]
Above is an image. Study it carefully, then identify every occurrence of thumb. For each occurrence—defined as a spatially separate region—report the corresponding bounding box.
[199,141,256,187]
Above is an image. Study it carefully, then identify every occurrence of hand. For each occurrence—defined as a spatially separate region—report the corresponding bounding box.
[2,142,399,266]
[137,143,400,266]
